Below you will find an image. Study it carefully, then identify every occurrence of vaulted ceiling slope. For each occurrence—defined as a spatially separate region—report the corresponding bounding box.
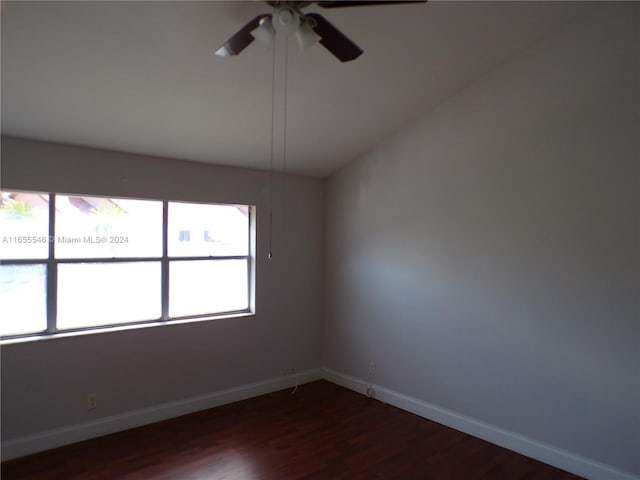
[1,1,586,177]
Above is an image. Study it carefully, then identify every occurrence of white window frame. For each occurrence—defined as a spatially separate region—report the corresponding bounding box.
[0,192,255,340]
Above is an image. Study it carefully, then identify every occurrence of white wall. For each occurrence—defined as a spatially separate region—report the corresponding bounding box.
[325,5,639,478]
[1,137,324,443]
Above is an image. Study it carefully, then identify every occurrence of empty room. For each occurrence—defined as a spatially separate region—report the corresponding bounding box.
[1,1,638,479]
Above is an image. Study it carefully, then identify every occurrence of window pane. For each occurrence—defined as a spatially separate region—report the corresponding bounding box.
[0,192,50,259]
[168,203,249,257]
[169,259,248,317]
[57,262,161,329]
[55,195,162,258]
[0,264,47,336]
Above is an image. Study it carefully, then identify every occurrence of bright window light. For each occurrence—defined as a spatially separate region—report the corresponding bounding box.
[169,259,248,318]
[55,195,162,259]
[57,262,161,330]
[0,264,47,336]
[0,192,50,260]
[168,202,249,257]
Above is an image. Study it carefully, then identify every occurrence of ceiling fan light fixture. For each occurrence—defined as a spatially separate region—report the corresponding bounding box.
[215,0,425,61]
[273,6,300,34]
[251,16,276,45]
[296,19,320,51]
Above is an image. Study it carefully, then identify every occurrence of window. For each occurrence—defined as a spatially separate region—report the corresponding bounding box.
[167,202,250,318]
[0,191,254,339]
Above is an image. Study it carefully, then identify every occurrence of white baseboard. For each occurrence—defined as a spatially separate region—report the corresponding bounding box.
[322,368,639,480]
[4,367,637,480]
[1,368,322,461]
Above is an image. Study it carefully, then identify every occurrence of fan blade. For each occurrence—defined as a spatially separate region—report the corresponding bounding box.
[215,14,269,57]
[306,13,363,62]
[318,1,425,8]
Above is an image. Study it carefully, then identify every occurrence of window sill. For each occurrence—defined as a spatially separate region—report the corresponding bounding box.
[0,311,255,345]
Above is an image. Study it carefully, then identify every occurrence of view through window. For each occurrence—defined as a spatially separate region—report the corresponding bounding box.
[0,191,253,338]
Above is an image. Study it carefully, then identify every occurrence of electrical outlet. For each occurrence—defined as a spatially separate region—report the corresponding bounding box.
[369,361,376,375]
[366,385,376,398]
[87,393,97,410]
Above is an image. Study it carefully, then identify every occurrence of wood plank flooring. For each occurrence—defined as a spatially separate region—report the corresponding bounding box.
[2,380,583,479]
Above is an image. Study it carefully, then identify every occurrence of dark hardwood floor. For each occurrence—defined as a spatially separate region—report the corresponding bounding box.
[2,380,582,479]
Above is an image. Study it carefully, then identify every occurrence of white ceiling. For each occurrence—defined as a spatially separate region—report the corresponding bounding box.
[1,1,586,177]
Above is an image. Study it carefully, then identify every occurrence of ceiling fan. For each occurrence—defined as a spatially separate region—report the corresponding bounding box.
[215,1,426,62]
